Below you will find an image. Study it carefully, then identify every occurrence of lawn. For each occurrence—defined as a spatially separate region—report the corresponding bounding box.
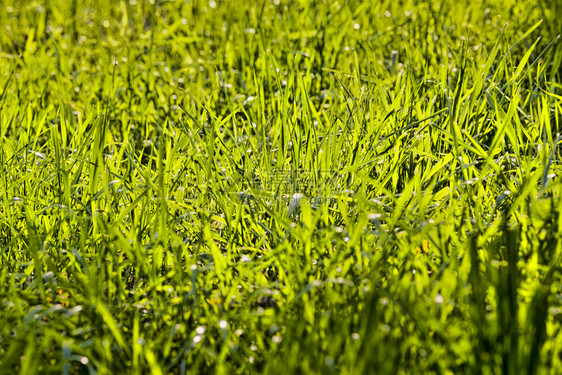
[0,0,561,373]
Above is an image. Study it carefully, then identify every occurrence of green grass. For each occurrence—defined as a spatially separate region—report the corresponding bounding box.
[1,0,561,373]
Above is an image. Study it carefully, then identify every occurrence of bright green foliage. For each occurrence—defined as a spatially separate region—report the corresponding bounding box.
[0,0,561,373]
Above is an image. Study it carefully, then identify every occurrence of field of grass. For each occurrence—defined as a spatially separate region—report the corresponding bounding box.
[0,0,561,373]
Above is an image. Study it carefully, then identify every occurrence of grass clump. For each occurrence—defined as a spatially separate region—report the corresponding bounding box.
[0,0,561,373]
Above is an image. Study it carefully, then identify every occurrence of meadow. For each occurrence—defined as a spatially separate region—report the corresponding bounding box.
[0,0,561,373]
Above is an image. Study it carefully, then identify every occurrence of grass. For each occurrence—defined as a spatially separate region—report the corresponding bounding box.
[0,0,561,373]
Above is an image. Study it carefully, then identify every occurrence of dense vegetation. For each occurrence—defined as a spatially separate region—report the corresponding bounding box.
[0,0,561,373]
